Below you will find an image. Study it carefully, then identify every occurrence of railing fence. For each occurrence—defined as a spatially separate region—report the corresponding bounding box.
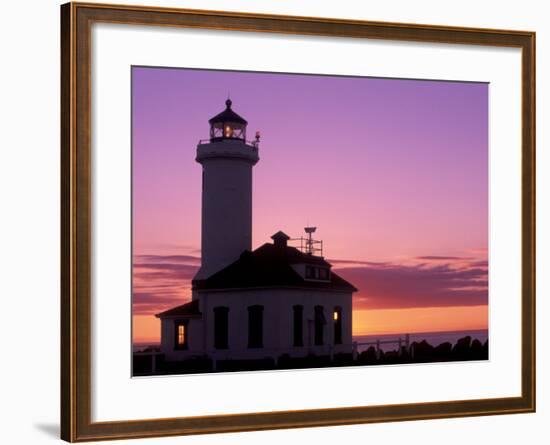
[134,333,412,374]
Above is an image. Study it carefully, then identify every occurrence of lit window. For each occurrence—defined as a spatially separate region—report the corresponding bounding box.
[334,307,342,344]
[174,321,188,349]
[178,325,185,345]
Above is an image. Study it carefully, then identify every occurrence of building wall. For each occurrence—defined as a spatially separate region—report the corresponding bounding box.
[162,288,352,361]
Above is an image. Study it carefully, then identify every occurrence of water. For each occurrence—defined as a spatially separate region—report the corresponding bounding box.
[352,329,488,354]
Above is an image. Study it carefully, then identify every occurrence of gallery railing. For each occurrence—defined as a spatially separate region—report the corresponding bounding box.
[197,138,260,148]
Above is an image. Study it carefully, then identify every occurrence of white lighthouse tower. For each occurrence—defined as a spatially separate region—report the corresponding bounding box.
[194,99,260,279]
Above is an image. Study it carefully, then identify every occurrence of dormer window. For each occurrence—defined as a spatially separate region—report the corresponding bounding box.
[305,265,330,281]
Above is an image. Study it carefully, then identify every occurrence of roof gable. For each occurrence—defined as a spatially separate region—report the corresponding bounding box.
[155,299,201,318]
[193,242,357,293]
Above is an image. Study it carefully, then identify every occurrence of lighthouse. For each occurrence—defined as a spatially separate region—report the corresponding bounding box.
[156,99,356,368]
[194,99,260,279]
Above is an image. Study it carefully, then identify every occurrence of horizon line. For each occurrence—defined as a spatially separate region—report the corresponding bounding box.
[133,326,489,345]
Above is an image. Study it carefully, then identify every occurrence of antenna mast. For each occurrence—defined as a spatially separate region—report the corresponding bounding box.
[304,227,317,255]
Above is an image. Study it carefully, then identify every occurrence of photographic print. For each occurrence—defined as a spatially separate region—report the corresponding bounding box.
[61,5,535,440]
[131,67,489,377]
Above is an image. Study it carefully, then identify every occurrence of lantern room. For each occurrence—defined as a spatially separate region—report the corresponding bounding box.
[209,99,248,141]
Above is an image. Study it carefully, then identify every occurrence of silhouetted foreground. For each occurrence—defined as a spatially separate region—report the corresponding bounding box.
[133,335,488,376]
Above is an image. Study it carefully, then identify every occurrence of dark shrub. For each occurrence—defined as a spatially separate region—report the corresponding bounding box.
[470,339,482,357]
[333,353,354,366]
[452,336,472,355]
[358,346,378,364]
[434,342,452,358]
[383,350,400,363]
[412,340,434,359]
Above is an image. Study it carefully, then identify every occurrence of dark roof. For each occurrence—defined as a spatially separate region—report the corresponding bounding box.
[193,242,357,293]
[155,299,201,318]
[209,99,248,125]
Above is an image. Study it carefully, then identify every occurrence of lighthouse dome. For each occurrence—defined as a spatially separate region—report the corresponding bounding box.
[209,99,248,141]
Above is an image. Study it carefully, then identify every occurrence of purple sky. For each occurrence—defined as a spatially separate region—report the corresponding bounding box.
[131,66,488,340]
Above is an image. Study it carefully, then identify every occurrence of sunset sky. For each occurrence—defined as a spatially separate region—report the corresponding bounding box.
[132,67,488,344]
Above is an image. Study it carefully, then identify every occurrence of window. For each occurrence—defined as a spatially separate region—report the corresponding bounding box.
[174,320,188,350]
[333,307,343,344]
[293,305,304,347]
[305,265,330,281]
[248,305,264,348]
[213,306,229,349]
[314,305,326,346]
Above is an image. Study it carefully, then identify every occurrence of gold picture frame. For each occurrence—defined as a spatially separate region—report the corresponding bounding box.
[60,2,536,441]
